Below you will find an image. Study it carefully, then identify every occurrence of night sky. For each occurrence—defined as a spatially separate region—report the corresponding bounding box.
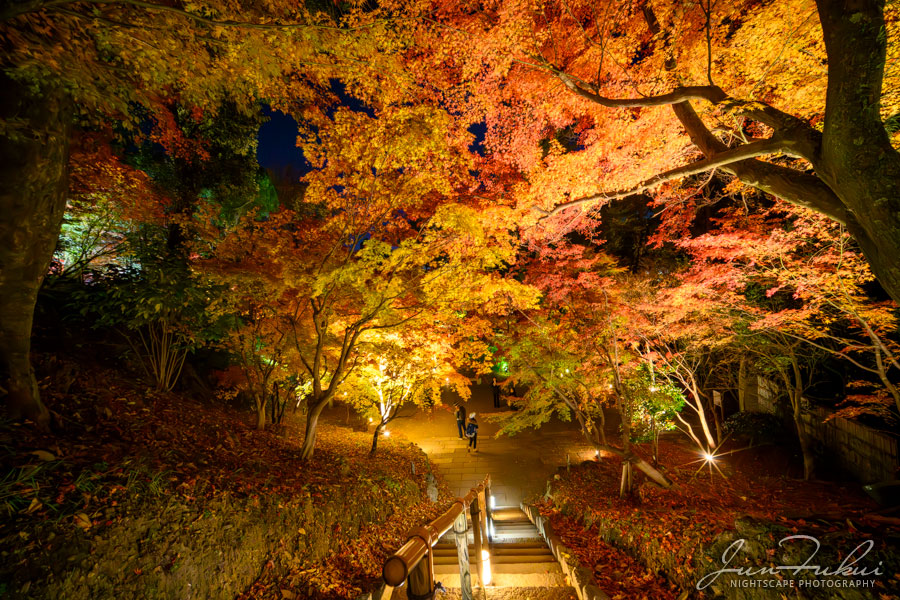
[257,105,489,172]
[256,108,306,172]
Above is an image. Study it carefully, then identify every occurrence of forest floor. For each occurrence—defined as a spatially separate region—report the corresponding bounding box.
[537,441,900,599]
[0,356,451,599]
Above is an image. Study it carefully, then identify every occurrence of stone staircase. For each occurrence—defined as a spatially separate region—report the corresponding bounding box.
[432,507,567,588]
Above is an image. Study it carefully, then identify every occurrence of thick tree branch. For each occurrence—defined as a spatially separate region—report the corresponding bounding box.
[549,69,852,225]
[669,101,851,224]
[557,72,816,140]
[557,73,726,107]
[543,136,793,216]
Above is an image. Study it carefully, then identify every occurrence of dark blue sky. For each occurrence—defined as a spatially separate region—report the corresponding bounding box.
[256,102,489,172]
[256,108,306,171]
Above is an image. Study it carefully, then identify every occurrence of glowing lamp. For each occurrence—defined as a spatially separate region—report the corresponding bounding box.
[481,549,492,585]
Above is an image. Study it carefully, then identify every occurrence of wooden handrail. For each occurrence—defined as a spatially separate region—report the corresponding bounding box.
[382,474,491,587]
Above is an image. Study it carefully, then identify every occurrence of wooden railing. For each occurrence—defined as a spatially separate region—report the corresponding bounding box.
[382,474,493,600]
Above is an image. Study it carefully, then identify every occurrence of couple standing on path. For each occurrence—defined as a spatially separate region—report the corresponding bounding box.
[491,377,502,408]
[454,404,479,452]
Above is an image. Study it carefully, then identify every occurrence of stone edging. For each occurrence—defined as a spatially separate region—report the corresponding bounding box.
[520,503,610,600]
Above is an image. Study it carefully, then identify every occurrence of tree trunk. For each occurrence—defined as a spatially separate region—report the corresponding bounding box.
[255,396,267,431]
[617,394,635,496]
[597,405,607,446]
[814,0,900,304]
[300,399,327,460]
[787,354,816,480]
[793,400,816,480]
[370,422,384,456]
[619,462,633,499]
[0,76,71,427]
[712,399,724,446]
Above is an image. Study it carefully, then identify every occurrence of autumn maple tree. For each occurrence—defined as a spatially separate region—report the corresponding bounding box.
[498,239,674,495]
[342,329,470,456]
[411,0,900,305]
[664,199,900,478]
[0,0,421,425]
[196,103,536,458]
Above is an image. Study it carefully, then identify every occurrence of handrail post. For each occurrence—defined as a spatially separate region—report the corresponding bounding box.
[453,508,474,600]
[407,549,434,600]
[469,492,485,587]
[477,488,489,549]
[407,527,435,600]
[382,474,492,592]
[483,476,493,548]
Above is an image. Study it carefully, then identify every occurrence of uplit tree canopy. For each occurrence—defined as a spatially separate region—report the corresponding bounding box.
[409,0,900,303]
[1,0,899,477]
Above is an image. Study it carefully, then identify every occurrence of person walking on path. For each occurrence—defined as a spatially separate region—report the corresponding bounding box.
[491,378,502,408]
[466,413,479,452]
[455,403,466,439]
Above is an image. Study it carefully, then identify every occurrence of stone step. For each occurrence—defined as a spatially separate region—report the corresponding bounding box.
[434,561,563,575]
[433,546,552,556]
[492,507,530,521]
[428,572,569,588]
[433,554,557,566]
[495,523,539,531]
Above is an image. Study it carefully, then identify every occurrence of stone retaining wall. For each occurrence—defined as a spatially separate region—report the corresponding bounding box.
[753,377,898,482]
[519,503,609,600]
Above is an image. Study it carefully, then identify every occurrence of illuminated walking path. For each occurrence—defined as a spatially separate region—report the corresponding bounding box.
[384,380,596,594]
[390,379,597,506]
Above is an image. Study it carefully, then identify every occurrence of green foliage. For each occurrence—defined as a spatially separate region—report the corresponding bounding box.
[491,356,510,377]
[723,411,787,445]
[73,266,219,342]
[625,367,686,443]
[53,200,124,279]
[72,265,226,390]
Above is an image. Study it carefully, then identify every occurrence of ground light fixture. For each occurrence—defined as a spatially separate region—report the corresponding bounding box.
[676,446,731,481]
[481,549,492,585]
